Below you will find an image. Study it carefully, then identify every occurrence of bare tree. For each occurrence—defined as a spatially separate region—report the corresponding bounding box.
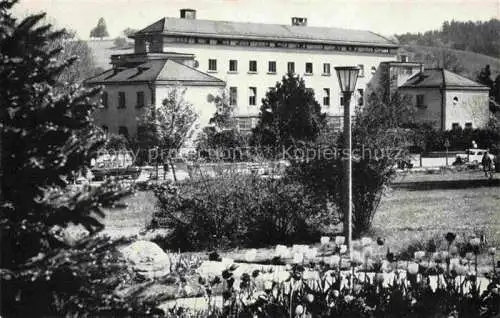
[137,86,199,181]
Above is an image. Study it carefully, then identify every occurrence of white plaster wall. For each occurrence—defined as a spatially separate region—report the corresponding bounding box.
[398,88,443,130]
[94,84,152,136]
[160,43,397,117]
[444,90,490,129]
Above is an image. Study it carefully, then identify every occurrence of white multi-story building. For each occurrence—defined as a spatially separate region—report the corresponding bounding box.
[87,9,399,138]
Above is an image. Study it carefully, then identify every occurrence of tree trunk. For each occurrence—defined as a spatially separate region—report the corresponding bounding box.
[169,158,177,183]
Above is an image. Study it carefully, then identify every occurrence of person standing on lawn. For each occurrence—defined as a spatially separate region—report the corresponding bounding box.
[481,151,493,178]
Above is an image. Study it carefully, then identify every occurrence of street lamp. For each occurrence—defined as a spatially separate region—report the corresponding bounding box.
[335,66,360,255]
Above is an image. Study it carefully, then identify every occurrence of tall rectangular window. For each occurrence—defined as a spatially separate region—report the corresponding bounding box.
[323,63,331,75]
[268,61,276,73]
[416,94,425,107]
[305,62,313,74]
[357,64,365,77]
[208,59,217,71]
[102,91,108,108]
[118,91,126,109]
[229,59,238,72]
[287,62,295,74]
[229,87,238,106]
[248,87,257,106]
[136,91,145,108]
[323,88,330,106]
[249,60,257,72]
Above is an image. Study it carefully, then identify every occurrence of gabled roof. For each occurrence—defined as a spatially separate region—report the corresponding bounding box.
[134,17,397,48]
[85,59,225,86]
[400,69,489,90]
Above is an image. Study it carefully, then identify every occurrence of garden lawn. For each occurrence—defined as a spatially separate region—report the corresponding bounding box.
[372,185,500,256]
[98,185,500,266]
[100,190,156,238]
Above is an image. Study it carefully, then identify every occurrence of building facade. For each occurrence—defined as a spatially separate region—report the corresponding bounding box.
[86,53,226,140]
[124,9,399,133]
[398,69,490,130]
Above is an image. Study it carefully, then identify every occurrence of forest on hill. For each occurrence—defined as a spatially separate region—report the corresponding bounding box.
[396,19,500,58]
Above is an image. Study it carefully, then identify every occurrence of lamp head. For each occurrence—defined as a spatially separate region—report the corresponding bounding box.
[335,66,360,93]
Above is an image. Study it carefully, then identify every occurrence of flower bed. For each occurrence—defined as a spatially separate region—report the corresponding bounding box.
[160,233,499,317]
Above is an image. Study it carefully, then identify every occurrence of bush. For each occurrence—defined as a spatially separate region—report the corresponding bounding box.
[287,156,395,237]
[113,36,128,48]
[415,124,500,152]
[195,127,250,162]
[148,175,335,250]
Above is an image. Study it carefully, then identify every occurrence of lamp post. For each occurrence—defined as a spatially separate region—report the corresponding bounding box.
[335,66,360,255]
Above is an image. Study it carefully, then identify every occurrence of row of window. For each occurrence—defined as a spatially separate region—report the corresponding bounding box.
[208,59,372,77]
[102,87,363,110]
[161,35,396,55]
[236,116,354,133]
[101,91,146,109]
[229,86,364,107]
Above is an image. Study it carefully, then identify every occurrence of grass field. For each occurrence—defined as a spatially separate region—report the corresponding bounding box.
[372,186,500,255]
[100,190,156,237]
[101,181,500,262]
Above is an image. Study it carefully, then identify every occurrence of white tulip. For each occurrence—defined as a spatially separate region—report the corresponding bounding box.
[363,246,373,259]
[335,236,345,245]
[407,262,419,275]
[320,236,330,245]
[351,251,364,266]
[470,237,481,247]
[292,252,304,264]
[340,245,348,254]
[361,237,372,246]
[305,247,318,260]
[414,251,426,261]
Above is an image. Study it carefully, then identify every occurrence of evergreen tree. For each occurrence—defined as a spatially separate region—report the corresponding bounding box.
[89,17,109,39]
[477,64,494,89]
[252,74,326,149]
[0,2,152,316]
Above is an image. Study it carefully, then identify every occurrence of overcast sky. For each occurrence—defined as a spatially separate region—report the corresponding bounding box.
[12,0,500,39]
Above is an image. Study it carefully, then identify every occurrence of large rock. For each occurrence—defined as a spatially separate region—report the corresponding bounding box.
[120,240,171,279]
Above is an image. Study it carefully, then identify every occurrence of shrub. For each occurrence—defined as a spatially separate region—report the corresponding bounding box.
[149,174,334,250]
[195,127,250,162]
[414,123,500,152]
[113,36,128,48]
[287,156,395,237]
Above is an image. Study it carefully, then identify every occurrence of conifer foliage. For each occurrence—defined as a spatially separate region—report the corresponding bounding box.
[252,74,326,149]
[0,1,144,316]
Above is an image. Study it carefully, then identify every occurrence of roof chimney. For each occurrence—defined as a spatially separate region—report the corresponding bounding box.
[180,9,196,19]
[291,17,307,26]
